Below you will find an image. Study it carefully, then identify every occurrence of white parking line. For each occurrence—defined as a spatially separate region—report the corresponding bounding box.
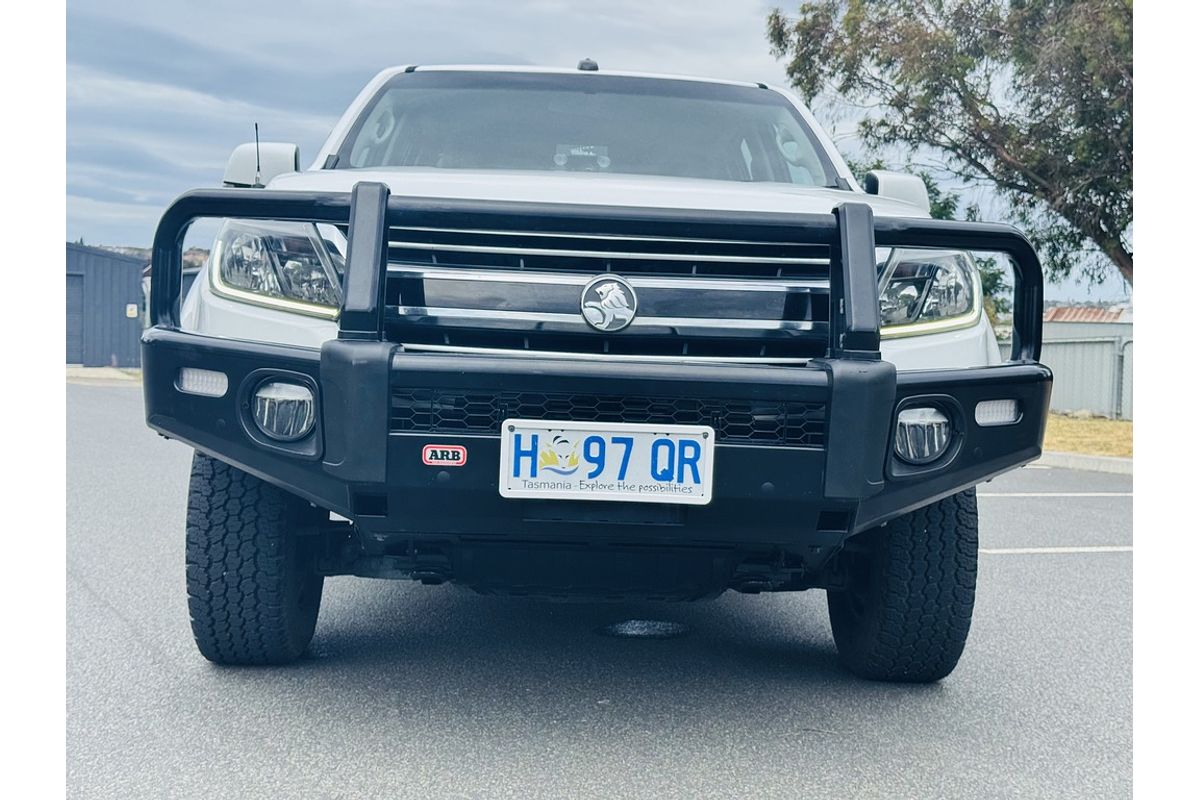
[980,545,1132,555]
[978,492,1132,498]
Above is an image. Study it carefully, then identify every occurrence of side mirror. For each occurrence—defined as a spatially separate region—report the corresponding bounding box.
[864,170,931,214]
[222,142,300,188]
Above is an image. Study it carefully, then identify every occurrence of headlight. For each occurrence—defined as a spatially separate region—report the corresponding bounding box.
[877,248,981,337]
[210,220,345,318]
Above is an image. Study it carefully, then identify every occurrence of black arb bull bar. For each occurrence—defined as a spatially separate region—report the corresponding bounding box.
[143,182,1051,547]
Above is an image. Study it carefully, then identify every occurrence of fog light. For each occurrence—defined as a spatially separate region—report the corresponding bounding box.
[975,399,1020,427]
[176,368,227,397]
[252,381,315,441]
[895,407,951,465]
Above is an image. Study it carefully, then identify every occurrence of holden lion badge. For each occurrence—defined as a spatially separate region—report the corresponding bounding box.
[580,275,638,332]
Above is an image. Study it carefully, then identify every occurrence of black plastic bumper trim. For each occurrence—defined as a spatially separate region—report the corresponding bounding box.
[144,184,1048,547]
[143,329,1051,544]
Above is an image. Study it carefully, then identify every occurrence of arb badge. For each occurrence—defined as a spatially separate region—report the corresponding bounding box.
[422,444,468,466]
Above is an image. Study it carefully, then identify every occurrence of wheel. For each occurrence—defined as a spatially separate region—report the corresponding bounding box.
[827,489,979,682]
[184,452,325,665]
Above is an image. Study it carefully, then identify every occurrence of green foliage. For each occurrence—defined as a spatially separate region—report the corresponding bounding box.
[768,0,1133,285]
[975,256,1013,328]
[923,177,959,223]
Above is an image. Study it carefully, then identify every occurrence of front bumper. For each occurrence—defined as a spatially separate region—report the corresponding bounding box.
[144,327,1051,547]
[145,183,1051,596]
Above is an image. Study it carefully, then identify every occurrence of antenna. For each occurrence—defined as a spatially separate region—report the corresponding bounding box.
[253,122,263,188]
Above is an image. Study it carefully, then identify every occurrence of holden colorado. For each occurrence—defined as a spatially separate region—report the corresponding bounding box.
[143,64,1051,682]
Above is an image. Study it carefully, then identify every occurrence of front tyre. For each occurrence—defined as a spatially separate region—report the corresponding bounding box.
[827,489,979,683]
[185,452,325,665]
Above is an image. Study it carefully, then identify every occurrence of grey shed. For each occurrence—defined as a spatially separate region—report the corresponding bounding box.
[66,242,146,367]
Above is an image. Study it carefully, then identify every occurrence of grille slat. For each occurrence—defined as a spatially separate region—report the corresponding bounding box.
[387,226,832,279]
[391,389,826,448]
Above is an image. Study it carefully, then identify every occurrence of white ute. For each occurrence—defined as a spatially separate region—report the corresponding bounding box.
[147,64,1048,681]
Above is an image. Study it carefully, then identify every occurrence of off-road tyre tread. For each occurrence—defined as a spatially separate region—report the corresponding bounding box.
[185,452,324,665]
[827,489,978,683]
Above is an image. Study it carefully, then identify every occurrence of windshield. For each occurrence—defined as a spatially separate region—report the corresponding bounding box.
[335,71,839,187]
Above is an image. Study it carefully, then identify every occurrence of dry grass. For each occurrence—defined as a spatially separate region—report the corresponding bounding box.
[1043,413,1132,458]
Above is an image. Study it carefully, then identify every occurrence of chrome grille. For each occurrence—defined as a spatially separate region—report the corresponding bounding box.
[384,226,832,362]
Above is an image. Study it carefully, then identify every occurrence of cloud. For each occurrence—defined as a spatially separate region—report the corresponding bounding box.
[66,64,342,241]
[67,194,164,246]
[67,68,337,165]
[67,0,798,245]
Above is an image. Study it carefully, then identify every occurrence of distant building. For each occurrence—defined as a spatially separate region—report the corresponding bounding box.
[1044,305,1132,324]
[66,243,146,367]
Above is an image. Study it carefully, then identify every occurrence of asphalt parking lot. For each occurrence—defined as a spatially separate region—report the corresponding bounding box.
[66,381,1131,799]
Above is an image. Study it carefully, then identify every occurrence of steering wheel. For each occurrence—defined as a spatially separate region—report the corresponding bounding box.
[370,108,396,145]
[774,124,808,167]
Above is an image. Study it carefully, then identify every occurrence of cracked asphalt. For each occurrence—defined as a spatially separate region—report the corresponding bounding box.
[67,382,1131,799]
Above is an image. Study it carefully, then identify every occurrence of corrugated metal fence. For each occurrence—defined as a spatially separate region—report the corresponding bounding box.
[1000,321,1133,419]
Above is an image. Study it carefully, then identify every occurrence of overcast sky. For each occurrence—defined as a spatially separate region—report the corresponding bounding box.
[66,0,1127,301]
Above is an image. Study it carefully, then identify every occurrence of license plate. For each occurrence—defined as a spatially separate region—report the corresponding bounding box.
[498,419,715,505]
